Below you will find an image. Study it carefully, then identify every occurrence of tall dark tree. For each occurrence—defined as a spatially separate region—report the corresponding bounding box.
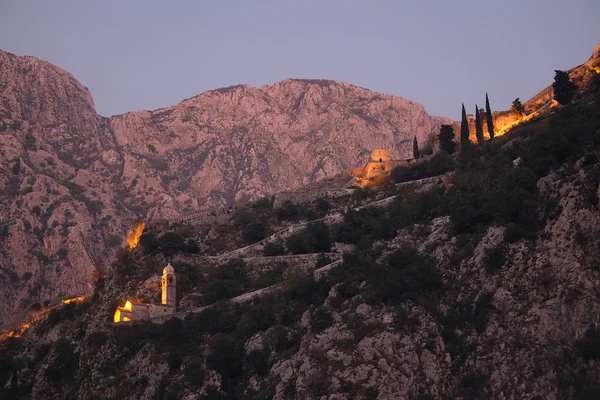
[511,98,525,118]
[412,136,420,159]
[460,103,469,145]
[438,124,456,154]
[485,93,494,140]
[552,70,576,105]
[475,105,484,145]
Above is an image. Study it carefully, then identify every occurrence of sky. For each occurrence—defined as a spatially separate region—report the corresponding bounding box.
[0,1,599,120]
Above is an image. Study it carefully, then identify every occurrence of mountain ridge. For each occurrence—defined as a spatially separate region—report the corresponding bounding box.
[0,48,451,327]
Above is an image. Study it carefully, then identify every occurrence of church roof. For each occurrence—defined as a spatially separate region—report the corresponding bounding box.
[163,262,175,274]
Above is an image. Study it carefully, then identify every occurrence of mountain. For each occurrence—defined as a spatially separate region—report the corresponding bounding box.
[1,57,600,398]
[0,50,452,327]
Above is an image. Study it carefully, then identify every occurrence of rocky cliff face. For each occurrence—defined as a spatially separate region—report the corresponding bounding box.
[0,50,451,327]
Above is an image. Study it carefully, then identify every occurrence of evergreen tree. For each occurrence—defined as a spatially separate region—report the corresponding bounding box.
[475,105,484,145]
[413,136,420,159]
[485,93,494,140]
[460,103,469,145]
[511,98,525,118]
[552,70,576,105]
[438,124,456,154]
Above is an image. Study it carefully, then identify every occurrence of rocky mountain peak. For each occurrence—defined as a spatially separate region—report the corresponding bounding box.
[0,50,452,328]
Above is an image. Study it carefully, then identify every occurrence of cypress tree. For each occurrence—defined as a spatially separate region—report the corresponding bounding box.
[475,105,484,145]
[413,136,420,159]
[485,93,494,140]
[438,124,456,154]
[552,70,576,105]
[460,103,469,145]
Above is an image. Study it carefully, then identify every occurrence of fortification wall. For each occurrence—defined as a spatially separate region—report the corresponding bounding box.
[169,203,246,225]
[273,188,355,209]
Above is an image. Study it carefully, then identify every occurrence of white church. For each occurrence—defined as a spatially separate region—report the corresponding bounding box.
[114,263,176,322]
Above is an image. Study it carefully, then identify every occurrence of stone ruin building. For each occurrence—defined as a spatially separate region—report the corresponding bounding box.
[351,149,407,188]
[113,263,176,323]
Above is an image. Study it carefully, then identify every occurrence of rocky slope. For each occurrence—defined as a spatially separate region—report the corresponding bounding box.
[0,49,452,328]
[1,71,600,398]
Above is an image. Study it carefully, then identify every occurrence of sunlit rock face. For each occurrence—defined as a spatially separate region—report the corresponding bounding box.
[0,51,452,327]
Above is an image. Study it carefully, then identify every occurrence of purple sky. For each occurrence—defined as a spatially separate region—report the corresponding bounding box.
[1,1,599,119]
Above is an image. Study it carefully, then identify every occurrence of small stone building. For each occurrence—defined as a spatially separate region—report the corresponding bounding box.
[114,263,177,322]
[351,149,406,188]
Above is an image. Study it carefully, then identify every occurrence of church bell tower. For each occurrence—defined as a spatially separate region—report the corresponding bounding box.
[162,263,176,308]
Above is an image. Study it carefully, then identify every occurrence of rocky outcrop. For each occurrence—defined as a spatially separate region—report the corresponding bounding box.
[4,148,600,399]
[0,50,452,327]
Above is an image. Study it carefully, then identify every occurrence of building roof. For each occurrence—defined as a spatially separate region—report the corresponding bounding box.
[163,262,175,274]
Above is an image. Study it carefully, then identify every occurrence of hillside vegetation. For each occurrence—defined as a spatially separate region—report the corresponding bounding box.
[1,69,600,399]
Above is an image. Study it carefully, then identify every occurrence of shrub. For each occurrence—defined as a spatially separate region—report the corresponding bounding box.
[263,241,285,256]
[523,92,600,177]
[206,333,245,380]
[183,357,206,387]
[577,326,600,360]
[283,268,328,306]
[242,217,269,244]
[186,239,200,253]
[338,246,444,306]
[275,201,300,221]
[45,339,79,382]
[139,230,159,254]
[12,158,21,175]
[391,151,455,183]
[286,221,331,254]
[389,187,447,228]
[461,372,489,399]
[86,331,108,348]
[333,207,393,246]
[315,253,332,268]
[244,349,269,376]
[447,150,538,234]
[159,231,187,257]
[310,307,333,333]
[314,198,330,215]
[483,245,507,272]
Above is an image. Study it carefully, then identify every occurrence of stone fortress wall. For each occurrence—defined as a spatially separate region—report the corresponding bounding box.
[169,203,246,225]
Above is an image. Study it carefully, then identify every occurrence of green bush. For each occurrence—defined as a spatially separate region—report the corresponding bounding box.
[577,326,600,360]
[45,339,79,382]
[242,217,269,244]
[244,349,269,376]
[286,221,331,254]
[483,245,507,272]
[310,307,334,333]
[389,187,447,228]
[159,231,187,257]
[186,239,200,253]
[275,201,315,221]
[315,253,332,268]
[447,149,538,235]
[206,333,245,380]
[263,241,285,256]
[184,357,206,387]
[523,90,600,177]
[86,331,108,348]
[333,207,394,246]
[338,247,444,306]
[391,151,455,183]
